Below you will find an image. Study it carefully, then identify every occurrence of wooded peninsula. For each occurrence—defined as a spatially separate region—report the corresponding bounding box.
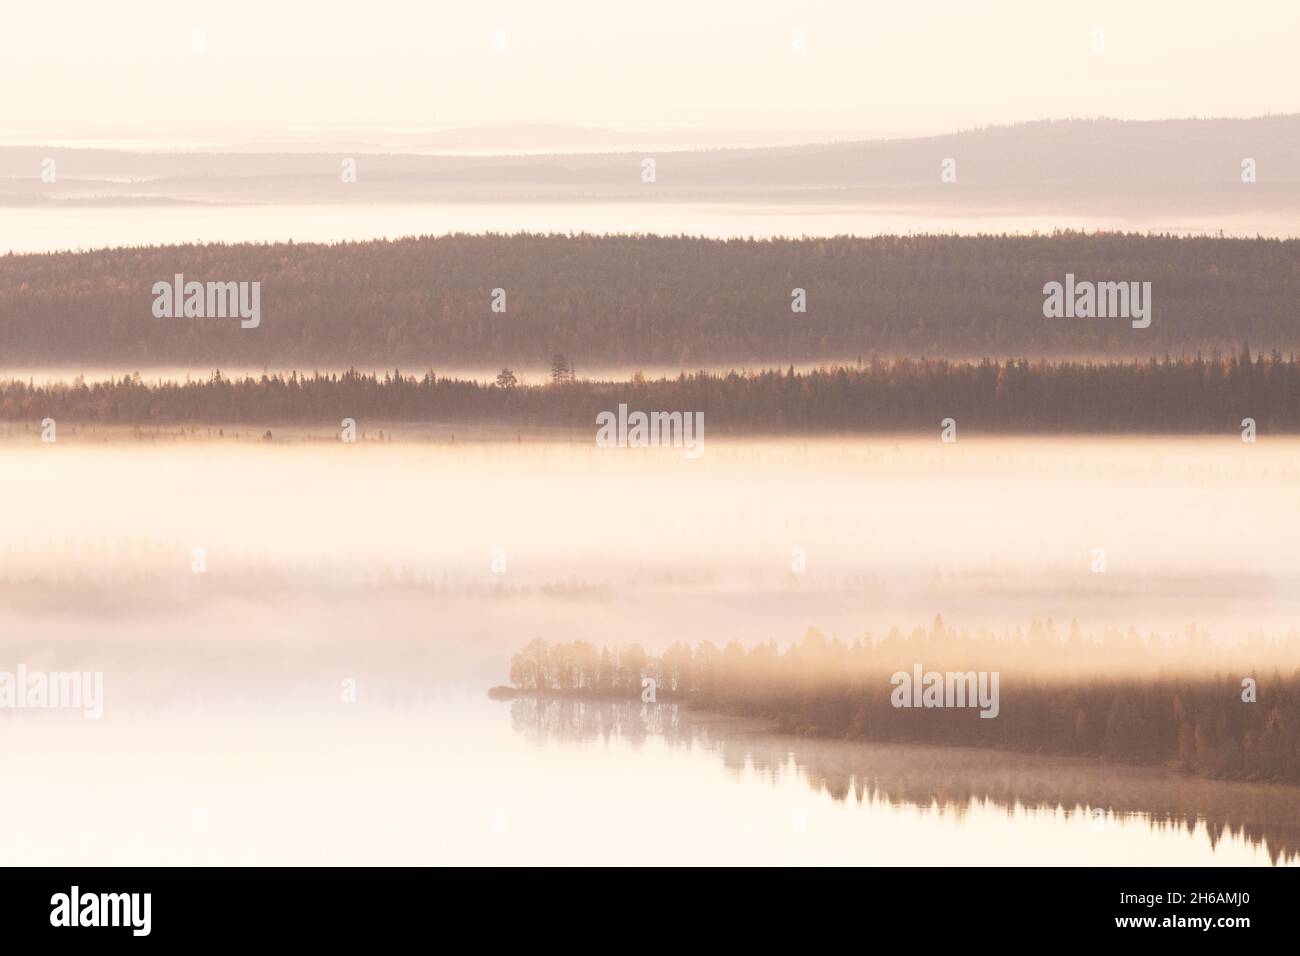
[492,625,1300,785]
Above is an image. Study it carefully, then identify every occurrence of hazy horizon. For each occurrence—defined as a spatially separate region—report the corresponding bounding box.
[5,1,1297,139]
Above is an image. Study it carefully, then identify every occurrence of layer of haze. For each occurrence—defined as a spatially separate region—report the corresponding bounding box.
[3,434,1298,688]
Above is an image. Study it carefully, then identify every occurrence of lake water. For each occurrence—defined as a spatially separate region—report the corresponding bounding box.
[5,202,1296,255]
[1,694,1292,866]
[0,434,1296,864]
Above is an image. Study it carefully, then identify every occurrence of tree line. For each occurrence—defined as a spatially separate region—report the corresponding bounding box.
[1,233,1296,365]
[3,349,1298,432]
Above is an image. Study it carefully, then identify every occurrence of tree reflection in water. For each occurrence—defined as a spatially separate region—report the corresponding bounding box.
[509,697,1300,865]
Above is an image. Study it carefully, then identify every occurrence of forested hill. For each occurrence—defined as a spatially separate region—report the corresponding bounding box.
[1,233,1296,367]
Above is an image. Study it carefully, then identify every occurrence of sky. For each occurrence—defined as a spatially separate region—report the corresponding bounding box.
[1,0,1297,144]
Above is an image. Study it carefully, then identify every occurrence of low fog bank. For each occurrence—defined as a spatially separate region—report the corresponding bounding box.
[1,434,1296,701]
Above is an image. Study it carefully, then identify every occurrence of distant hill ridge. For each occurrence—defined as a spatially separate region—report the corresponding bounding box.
[0,115,1295,200]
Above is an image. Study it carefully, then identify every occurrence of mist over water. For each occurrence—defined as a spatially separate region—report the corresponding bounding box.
[4,434,1298,650]
[4,202,1296,256]
[0,433,1295,863]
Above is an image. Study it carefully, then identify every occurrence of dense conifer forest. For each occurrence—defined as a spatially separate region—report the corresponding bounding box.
[1,233,1296,365]
[3,350,1297,432]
